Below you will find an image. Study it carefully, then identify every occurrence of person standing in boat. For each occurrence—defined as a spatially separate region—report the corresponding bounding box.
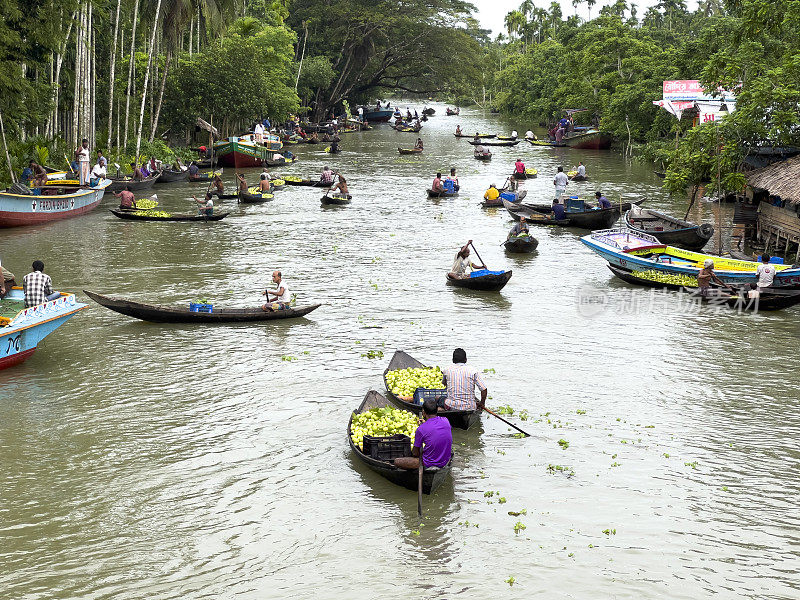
[450,242,485,278]
[393,398,452,472]
[254,121,265,144]
[236,173,248,193]
[442,348,487,412]
[554,166,569,199]
[262,270,290,311]
[697,259,726,297]
[75,139,90,185]
[23,261,60,307]
[595,191,611,209]
[114,186,137,210]
[756,254,777,291]
[193,191,214,216]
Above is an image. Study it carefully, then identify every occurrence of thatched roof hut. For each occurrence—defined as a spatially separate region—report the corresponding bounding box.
[747,155,800,205]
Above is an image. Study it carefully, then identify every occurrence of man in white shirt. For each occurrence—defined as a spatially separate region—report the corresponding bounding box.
[577,162,586,177]
[357,106,364,122]
[263,270,290,310]
[525,130,535,140]
[756,254,777,290]
[89,159,107,186]
[254,121,265,143]
[553,166,569,198]
[511,130,518,138]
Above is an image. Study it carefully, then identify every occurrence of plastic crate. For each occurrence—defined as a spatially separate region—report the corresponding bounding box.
[189,303,213,313]
[413,387,447,407]
[757,255,784,265]
[566,198,585,212]
[500,191,517,202]
[362,434,412,461]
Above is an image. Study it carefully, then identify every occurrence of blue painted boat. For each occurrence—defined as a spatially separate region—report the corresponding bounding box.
[0,288,87,370]
[580,228,800,287]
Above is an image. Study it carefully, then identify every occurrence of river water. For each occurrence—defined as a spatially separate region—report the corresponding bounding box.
[1,105,798,599]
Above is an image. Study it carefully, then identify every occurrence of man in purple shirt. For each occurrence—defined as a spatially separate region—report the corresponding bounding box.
[394,398,452,470]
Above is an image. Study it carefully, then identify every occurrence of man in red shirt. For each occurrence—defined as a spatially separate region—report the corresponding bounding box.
[114,187,136,209]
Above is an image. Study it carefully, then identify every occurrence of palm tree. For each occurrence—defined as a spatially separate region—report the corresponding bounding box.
[504,10,527,40]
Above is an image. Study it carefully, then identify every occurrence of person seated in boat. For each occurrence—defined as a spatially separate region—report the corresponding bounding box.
[28,161,48,187]
[414,110,419,119]
[431,172,445,194]
[193,191,214,216]
[140,162,151,178]
[511,130,518,139]
[149,157,161,173]
[330,173,349,196]
[187,161,200,180]
[330,137,340,153]
[514,158,525,176]
[309,132,320,143]
[130,162,145,181]
[595,191,611,209]
[757,253,777,290]
[455,125,462,136]
[23,260,60,307]
[473,134,480,144]
[509,217,529,238]
[551,199,567,220]
[272,151,286,162]
[450,242,485,278]
[258,173,271,193]
[89,158,107,186]
[697,259,726,297]
[321,132,332,143]
[262,270,290,311]
[577,162,586,179]
[415,138,424,150]
[444,168,459,192]
[20,164,34,186]
[406,109,412,121]
[173,158,187,172]
[484,184,499,202]
[442,348,487,412]
[393,397,453,471]
[114,186,136,209]
[320,166,335,186]
[210,174,224,196]
[236,173,248,193]
[525,129,535,140]
[0,262,16,299]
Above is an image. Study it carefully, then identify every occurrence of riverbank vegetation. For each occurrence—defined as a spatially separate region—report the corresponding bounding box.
[491,0,800,195]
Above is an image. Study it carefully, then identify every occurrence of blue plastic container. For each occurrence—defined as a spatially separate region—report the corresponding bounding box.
[189,303,213,313]
[757,255,784,265]
[470,269,506,278]
[500,192,517,202]
[566,198,585,212]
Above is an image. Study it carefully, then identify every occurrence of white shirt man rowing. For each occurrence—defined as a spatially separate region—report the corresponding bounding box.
[262,270,290,311]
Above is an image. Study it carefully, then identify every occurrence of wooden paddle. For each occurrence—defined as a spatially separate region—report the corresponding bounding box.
[417,459,423,516]
[469,241,488,270]
[482,406,531,437]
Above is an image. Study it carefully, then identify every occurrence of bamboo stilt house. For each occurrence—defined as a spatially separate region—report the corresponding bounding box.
[746,155,800,261]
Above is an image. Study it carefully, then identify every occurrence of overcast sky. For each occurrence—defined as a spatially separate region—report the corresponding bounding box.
[474,0,700,36]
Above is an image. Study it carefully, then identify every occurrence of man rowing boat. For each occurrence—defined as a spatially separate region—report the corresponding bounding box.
[393,398,452,471]
[509,217,529,238]
[450,241,485,278]
[442,348,487,412]
[262,270,290,311]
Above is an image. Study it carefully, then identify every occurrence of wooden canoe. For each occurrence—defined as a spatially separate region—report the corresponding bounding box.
[398,148,422,155]
[474,153,492,161]
[624,205,714,251]
[497,135,518,141]
[155,169,186,183]
[427,189,458,198]
[455,133,495,139]
[446,270,512,291]
[282,177,329,187]
[84,290,322,323]
[382,350,480,430]
[606,266,800,310]
[468,140,519,147]
[106,173,161,192]
[511,168,537,180]
[504,234,539,253]
[109,209,229,222]
[348,390,453,495]
[321,193,351,205]
[238,189,274,203]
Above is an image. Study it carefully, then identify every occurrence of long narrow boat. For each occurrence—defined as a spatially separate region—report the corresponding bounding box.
[497,135,518,141]
[84,291,321,323]
[427,189,458,198]
[0,179,110,227]
[502,198,623,229]
[106,173,160,192]
[447,269,512,291]
[481,189,526,208]
[563,129,613,150]
[110,209,229,222]
[155,169,186,183]
[383,350,480,430]
[398,147,422,155]
[504,234,539,253]
[580,228,800,287]
[422,108,435,115]
[607,265,800,310]
[282,177,328,187]
[238,189,274,203]
[624,205,714,251]
[348,390,453,494]
[0,289,87,370]
[468,140,519,147]
[213,134,283,168]
[187,169,223,183]
[455,133,495,139]
[321,193,351,205]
